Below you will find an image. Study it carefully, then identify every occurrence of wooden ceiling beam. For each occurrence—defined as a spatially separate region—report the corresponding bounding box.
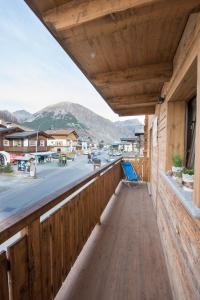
[111,102,158,110]
[117,105,155,116]
[92,63,172,86]
[61,1,200,42]
[43,0,161,31]
[108,93,158,105]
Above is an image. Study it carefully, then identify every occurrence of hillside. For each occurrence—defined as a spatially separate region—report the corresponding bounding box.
[13,110,32,122]
[21,102,142,143]
[0,110,18,123]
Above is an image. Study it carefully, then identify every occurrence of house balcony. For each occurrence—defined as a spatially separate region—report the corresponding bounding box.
[3,146,51,153]
[0,158,172,300]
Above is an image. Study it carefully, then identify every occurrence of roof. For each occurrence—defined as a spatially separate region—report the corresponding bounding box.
[5,131,52,139]
[25,1,200,116]
[45,129,78,137]
[120,138,137,142]
[0,127,24,135]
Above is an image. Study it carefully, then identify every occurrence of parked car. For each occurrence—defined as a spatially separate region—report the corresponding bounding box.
[83,150,89,155]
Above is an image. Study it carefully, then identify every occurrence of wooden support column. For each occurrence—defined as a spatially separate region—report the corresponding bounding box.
[165,101,186,171]
[193,54,200,207]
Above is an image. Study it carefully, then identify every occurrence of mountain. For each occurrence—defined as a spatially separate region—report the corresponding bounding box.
[21,102,142,143]
[13,110,32,122]
[0,110,18,123]
[115,119,143,136]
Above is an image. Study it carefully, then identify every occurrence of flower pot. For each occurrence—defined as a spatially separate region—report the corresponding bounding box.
[182,173,194,192]
[172,166,183,179]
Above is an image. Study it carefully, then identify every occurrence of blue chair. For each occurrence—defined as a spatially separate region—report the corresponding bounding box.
[121,161,140,183]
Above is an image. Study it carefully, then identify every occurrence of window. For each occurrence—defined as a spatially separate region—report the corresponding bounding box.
[3,139,9,146]
[29,140,36,146]
[40,140,45,147]
[186,97,196,168]
[13,140,22,147]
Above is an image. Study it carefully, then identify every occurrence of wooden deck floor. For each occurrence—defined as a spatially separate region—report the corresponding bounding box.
[56,183,173,300]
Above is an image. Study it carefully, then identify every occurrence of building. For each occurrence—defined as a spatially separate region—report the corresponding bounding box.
[0,127,24,151]
[4,131,52,153]
[1,2,200,300]
[45,129,78,153]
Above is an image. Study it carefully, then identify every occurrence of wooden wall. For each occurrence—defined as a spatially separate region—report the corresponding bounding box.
[148,13,200,300]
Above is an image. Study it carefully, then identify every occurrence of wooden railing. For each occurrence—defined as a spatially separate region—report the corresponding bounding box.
[122,156,149,181]
[0,158,122,300]
[4,146,51,153]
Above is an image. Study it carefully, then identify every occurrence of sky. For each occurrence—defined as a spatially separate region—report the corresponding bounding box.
[0,0,144,123]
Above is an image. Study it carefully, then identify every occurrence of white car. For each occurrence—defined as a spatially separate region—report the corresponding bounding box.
[83,150,89,155]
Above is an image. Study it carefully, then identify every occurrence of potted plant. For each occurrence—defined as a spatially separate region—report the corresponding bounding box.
[172,154,183,179]
[182,168,194,191]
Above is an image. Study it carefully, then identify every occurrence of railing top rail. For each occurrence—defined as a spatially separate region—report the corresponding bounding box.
[0,158,122,244]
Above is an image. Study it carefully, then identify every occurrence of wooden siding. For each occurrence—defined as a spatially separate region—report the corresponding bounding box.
[148,13,200,300]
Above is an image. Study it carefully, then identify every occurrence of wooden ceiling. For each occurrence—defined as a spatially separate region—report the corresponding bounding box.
[25,0,200,116]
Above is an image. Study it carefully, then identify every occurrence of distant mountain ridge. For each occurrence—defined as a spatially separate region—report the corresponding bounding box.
[13,110,32,122]
[1,102,143,143]
[0,110,18,123]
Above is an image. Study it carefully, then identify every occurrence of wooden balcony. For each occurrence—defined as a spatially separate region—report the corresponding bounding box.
[56,182,172,300]
[0,158,172,300]
[4,146,51,153]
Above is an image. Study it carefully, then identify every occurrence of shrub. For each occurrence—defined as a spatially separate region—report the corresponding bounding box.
[182,168,194,176]
[172,154,183,167]
[0,163,13,173]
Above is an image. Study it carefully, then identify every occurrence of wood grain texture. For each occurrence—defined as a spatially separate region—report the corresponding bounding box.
[43,0,161,31]
[118,105,155,116]
[40,218,52,300]
[91,63,172,86]
[147,15,200,297]
[158,176,200,300]
[193,53,200,207]
[25,1,200,115]
[55,184,173,300]
[0,251,9,300]
[27,219,42,300]
[8,237,29,300]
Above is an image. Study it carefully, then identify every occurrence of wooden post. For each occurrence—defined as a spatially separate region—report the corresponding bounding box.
[165,101,186,171]
[193,54,200,207]
[27,220,42,300]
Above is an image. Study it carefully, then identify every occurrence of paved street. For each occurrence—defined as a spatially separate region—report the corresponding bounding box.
[0,155,96,223]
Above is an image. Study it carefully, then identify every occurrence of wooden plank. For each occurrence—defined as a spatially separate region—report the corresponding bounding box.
[118,105,155,116]
[51,210,63,297]
[157,176,200,299]
[60,1,200,43]
[0,251,9,300]
[165,101,186,171]
[61,203,71,279]
[8,236,29,300]
[163,14,200,102]
[108,93,158,105]
[43,0,161,31]
[193,53,200,207]
[40,218,52,300]
[27,219,42,300]
[55,184,173,300]
[112,101,158,109]
[92,63,172,86]
[68,201,76,266]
